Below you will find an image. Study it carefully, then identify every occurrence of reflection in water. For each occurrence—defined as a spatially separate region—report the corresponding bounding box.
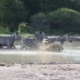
[0,41,80,63]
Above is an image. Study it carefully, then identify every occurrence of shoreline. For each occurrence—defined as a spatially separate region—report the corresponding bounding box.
[0,63,80,80]
[0,62,80,66]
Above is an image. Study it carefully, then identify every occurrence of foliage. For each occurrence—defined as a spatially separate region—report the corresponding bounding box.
[47,8,80,33]
[18,22,32,33]
[0,0,80,34]
[20,0,41,23]
[0,25,10,33]
[30,13,50,33]
[0,0,27,31]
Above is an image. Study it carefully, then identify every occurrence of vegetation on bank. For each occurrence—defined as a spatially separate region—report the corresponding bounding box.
[0,0,80,34]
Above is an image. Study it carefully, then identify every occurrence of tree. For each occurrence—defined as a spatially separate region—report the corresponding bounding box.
[30,13,49,32]
[47,8,80,33]
[0,0,27,32]
[21,0,41,23]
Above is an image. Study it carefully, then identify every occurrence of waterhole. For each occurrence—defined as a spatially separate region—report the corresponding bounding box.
[0,41,80,63]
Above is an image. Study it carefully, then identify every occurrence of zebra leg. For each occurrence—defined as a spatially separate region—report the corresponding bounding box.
[21,45,25,49]
[21,45,24,49]
[25,46,29,50]
[21,44,28,50]
[7,45,15,49]
[7,46,11,49]
[0,44,3,48]
[12,45,16,49]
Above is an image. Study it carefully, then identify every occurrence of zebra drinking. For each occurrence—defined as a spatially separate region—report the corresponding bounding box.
[0,32,21,49]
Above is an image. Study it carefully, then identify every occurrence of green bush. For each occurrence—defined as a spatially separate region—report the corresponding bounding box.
[30,13,50,33]
[47,8,80,33]
[0,26,10,33]
[18,22,33,33]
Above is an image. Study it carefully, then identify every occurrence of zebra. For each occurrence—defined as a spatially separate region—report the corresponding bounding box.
[57,33,72,44]
[0,32,21,49]
[37,31,48,43]
[43,33,72,44]
[34,31,40,39]
[42,33,72,51]
[21,31,48,50]
[21,38,38,50]
[68,36,80,42]
[21,31,40,50]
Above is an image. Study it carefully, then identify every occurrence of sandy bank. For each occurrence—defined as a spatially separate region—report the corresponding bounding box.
[0,63,80,80]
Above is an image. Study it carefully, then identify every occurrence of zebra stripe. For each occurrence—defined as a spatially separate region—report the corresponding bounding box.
[21,38,38,50]
[0,32,21,49]
[43,34,71,44]
[21,31,48,50]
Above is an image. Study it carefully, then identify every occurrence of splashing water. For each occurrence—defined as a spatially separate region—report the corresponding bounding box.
[0,41,80,63]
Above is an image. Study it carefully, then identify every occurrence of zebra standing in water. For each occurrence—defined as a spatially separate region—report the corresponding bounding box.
[43,33,72,44]
[21,38,38,50]
[0,32,21,49]
[42,33,72,51]
[21,31,39,50]
[21,31,48,50]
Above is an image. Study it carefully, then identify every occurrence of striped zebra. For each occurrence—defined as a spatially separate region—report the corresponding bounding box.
[37,31,48,43]
[21,31,48,50]
[0,32,21,49]
[34,31,40,39]
[68,36,80,42]
[43,33,72,44]
[21,31,39,50]
[57,33,72,44]
[21,38,38,50]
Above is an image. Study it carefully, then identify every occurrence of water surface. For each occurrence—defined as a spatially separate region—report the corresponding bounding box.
[0,41,80,63]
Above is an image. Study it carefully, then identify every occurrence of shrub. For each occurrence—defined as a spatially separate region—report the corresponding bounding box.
[47,8,80,33]
[30,13,50,33]
[18,22,33,33]
[0,25,10,33]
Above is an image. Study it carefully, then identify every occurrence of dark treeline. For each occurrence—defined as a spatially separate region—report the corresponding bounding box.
[0,0,80,34]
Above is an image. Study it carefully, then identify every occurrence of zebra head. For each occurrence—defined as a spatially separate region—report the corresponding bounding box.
[34,31,40,39]
[58,33,72,44]
[38,31,48,42]
[10,32,21,40]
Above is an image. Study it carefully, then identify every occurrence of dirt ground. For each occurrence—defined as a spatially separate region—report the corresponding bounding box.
[0,63,80,80]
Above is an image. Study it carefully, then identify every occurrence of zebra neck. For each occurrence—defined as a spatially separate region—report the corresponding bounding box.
[10,36,15,41]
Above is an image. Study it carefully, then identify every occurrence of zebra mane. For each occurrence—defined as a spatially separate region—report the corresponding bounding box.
[10,33,15,38]
[10,32,18,37]
[38,32,48,40]
[34,31,40,39]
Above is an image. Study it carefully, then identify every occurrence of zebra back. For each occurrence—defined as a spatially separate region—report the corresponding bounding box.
[45,34,71,44]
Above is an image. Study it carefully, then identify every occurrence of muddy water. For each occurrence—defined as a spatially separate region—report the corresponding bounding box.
[0,41,80,63]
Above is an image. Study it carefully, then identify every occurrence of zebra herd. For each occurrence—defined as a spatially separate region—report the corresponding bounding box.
[0,31,75,51]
